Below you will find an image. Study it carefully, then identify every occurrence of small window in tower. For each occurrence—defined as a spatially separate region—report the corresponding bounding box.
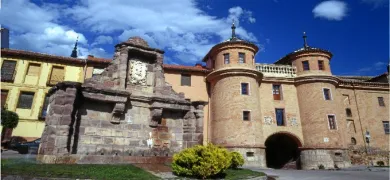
[272,84,282,100]
[323,88,332,100]
[318,60,324,70]
[346,108,352,117]
[275,108,285,126]
[302,61,310,71]
[383,121,389,134]
[224,53,230,64]
[327,115,337,130]
[351,137,357,145]
[243,111,251,121]
[239,52,245,63]
[378,97,385,107]
[241,83,249,95]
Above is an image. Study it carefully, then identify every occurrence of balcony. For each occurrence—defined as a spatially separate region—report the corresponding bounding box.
[256,63,297,78]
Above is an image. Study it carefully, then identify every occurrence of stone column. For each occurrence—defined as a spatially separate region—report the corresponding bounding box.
[39,82,81,159]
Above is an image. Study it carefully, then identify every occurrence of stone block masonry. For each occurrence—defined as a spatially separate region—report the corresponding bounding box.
[37,37,207,164]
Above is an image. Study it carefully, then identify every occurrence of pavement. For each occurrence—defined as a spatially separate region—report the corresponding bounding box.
[1,150,37,159]
[247,166,390,180]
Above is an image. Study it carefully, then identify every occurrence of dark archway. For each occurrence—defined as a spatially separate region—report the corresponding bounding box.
[265,133,302,169]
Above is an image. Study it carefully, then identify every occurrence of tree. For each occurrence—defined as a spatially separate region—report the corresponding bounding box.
[1,107,19,143]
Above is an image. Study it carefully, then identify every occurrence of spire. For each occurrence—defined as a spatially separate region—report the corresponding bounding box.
[71,36,78,58]
[303,32,308,49]
[231,20,236,40]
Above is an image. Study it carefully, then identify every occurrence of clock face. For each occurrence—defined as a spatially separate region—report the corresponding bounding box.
[129,60,147,85]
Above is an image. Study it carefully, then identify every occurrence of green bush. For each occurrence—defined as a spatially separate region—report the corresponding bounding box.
[230,151,244,169]
[318,164,325,169]
[377,161,385,166]
[1,108,19,128]
[172,144,232,179]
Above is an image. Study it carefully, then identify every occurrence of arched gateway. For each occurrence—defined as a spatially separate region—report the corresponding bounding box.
[265,132,302,169]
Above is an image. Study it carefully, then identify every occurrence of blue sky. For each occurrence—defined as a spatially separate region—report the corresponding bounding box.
[1,0,388,76]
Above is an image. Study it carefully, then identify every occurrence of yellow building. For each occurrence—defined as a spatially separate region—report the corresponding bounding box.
[0,48,109,141]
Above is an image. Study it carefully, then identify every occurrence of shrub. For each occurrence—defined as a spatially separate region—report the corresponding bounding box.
[1,108,19,129]
[318,164,325,169]
[172,144,232,179]
[377,161,385,166]
[230,151,244,169]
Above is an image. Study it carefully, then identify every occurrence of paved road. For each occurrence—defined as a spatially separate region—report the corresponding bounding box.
[1,150,36,159]
[248,167,389,180]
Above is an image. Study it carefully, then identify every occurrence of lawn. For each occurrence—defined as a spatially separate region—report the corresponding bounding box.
[1,158,159,180]
[222,168,266,179]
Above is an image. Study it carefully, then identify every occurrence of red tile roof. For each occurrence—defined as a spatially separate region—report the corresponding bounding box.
[162,64,210,73]
[1,48,112,65]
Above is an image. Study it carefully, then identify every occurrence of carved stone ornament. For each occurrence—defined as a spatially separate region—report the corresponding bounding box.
[289,117,298,126]
[264,116,273,125]
[130,60,147,85]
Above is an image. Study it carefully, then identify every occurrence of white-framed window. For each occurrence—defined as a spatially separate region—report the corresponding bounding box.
[239,52,245,63]
[224,53,230,64]
[241,83,249,95]
[327,114,337,130]
[243,110,251,121]
[323,88,332,100]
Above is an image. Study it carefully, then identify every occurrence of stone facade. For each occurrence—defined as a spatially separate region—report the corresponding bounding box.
[37,33,389,170]
[37,37,206,164]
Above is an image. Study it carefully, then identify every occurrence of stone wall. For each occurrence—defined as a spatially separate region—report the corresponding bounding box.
[300,149,351,169]
[38,37,206,164]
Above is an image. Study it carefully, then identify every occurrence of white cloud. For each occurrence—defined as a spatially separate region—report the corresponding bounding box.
[91,35,113,47]
[358,61,386,72]
[1,0,260,64]
[313,1,347,21]
[361,0,389,8]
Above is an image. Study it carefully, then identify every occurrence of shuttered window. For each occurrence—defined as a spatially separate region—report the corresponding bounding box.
[328,115,337,130]
[48,66,65,85]
[239,52,245,63]
[1,60,16,82]
[17,92,35,109]
[181,74,191,86]
[27,63,41,76]
[302,61,310,71]
[272,84,282,100]
[1,90,9,108]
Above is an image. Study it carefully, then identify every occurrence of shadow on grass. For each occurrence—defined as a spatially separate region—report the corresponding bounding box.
[1,158,159,180]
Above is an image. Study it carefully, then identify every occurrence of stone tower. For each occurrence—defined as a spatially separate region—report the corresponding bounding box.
[276,33,350,169]
[203,23,264,166]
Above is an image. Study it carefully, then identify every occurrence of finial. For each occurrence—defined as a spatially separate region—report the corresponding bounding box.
[231,20,236,39]
[71,36,79,58]
[303,32,308,49]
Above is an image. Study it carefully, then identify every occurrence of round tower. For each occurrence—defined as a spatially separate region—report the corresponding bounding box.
[204,23,264,166]
[276,33,350,169]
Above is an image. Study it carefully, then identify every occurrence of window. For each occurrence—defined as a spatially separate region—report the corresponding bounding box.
[239,52,245,63]
[48,66,65,86]
[343,94,350,105]
[246,152,254,157]
[1,60,17,82]
[241,83,249,95]
[275,108,285,126]
[272,84,282,100]
[346,108,352,117]
[383,121,389,134]
[181,74,191,86]
[302,61,310,71]
[26,63,41,76]
[327,115,337,130]
[17,92,35,109]
[351,137,357,145]
[323,88,331,100]
[243,111,251,121]
[318,60,324,70]
[378,97,385,107]
[224,53,230,64]
[1,90,9,108]
[347,119,356,133]
[92,68,104,77]
[40,94,50,119]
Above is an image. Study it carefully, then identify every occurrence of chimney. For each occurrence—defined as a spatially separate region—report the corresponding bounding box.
[88,55,95,59]
[195,63,202,68]
[1,28,9,49]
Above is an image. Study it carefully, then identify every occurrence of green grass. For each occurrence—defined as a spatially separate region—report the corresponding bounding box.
[223,168,266,180]
[1,158,159,180]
